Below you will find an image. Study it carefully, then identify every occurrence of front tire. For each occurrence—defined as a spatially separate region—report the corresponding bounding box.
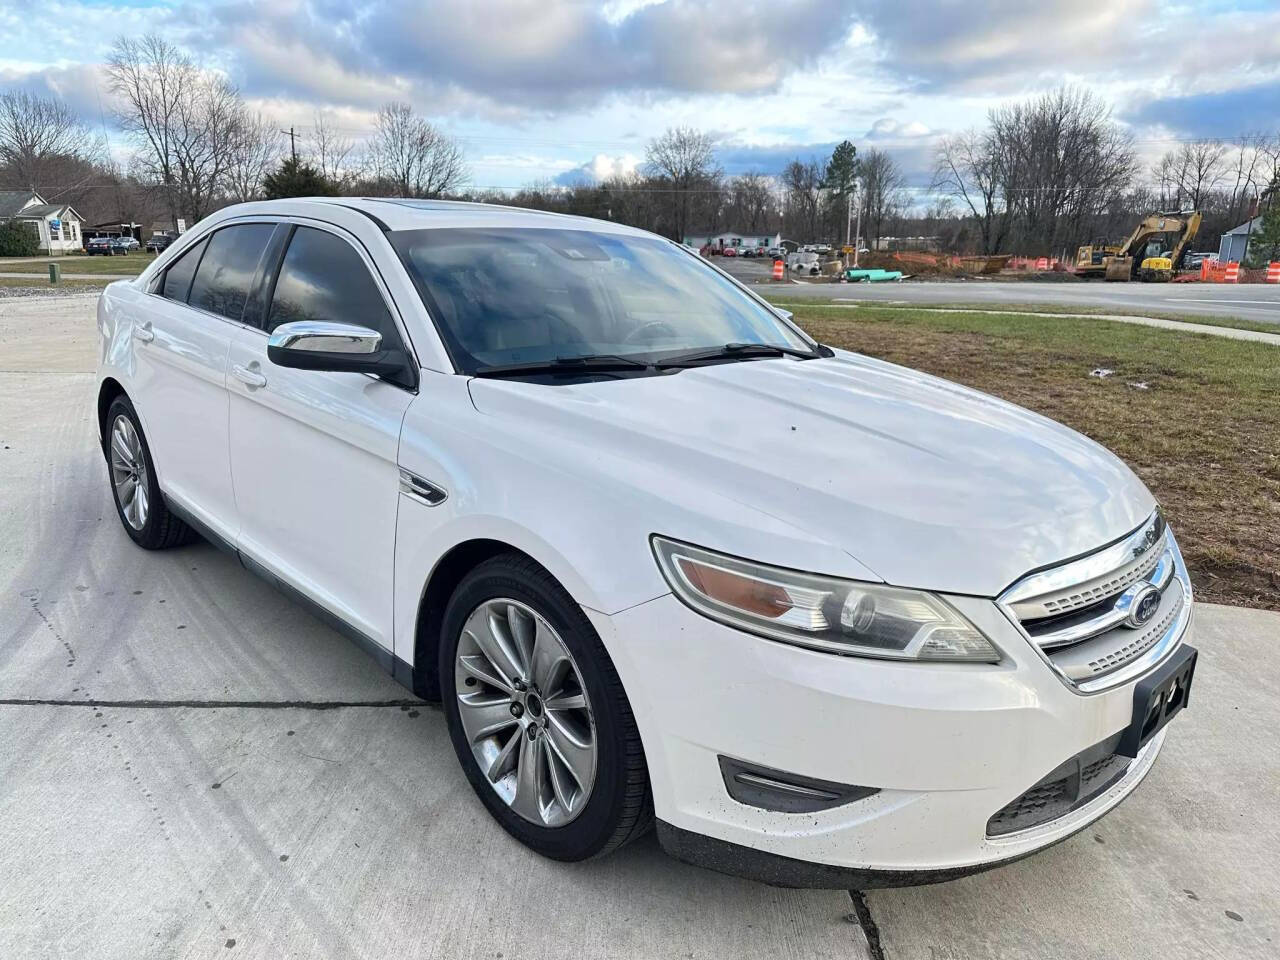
[104,396,197,550]
[440,554,652,860]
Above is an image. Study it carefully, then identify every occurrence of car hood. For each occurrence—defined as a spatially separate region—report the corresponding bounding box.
[467,351,1155,597]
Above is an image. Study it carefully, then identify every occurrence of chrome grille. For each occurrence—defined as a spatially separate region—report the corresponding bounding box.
[999,510,1193,692]
[1038,547,1161,615]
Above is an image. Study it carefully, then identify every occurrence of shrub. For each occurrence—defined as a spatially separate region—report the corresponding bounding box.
[0,219,40,257]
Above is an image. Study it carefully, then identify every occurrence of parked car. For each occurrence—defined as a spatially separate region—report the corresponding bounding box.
[766,246,784,258]
[1184,251,1218,268]
[112,236,140,254]
[94,198,1195,886]
[85,236,115,256]
[720,246,737,257]
[145,234,175,253]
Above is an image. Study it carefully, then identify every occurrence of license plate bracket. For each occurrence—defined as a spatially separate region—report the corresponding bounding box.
[1117,644,1197,758]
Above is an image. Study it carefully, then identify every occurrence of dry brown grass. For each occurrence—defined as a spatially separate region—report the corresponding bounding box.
[794,304,1280,610]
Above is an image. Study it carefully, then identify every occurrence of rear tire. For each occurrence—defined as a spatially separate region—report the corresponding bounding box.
[104,395,198,550]
[440,553,652,860]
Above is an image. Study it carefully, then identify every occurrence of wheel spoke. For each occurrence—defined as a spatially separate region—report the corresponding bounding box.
[544,692,586,712]
[531,621,569,695]
[510,731,544,823]
[485,727,522,783]
[482,610,528,683]
[507,604,536,675]
[111,425,134,470]
[457,693,518,742]
[542,737,577,814]
[464,619,521,690]
[545,713,594,793]
[134,477,149,525]
[458,652,513,694]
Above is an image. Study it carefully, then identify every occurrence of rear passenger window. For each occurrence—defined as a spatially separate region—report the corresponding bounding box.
[266,227,399,346]
[160,237,208,303]
[188,224,275,322]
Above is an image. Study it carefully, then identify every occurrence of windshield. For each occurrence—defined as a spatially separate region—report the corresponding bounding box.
[390,227,812,372]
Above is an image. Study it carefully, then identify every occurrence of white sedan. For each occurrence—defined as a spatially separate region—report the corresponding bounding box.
[94,198,1195,886]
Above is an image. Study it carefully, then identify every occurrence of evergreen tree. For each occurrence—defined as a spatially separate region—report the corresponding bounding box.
[1247,206,1280,267]
[262,157,338,200]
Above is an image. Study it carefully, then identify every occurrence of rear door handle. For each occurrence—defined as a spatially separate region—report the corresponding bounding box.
[134,322,154,343]
[232,363,267,389]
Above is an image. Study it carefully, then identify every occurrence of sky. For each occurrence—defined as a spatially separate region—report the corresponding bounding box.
[1,0,1277,194]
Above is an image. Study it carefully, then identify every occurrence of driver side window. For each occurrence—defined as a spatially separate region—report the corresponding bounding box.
[266,227,403,353]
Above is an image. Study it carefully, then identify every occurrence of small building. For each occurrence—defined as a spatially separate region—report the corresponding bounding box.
[86,220,144,241]
[683,229,782,252]
[1218,216,1262,263]
[0,191,85,253]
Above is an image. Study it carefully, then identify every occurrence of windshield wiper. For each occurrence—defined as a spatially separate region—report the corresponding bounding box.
[472,354,653,378]
[654,342,822,369]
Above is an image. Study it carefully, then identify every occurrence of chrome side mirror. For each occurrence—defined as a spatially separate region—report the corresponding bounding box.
[269,320,382,355]
[774,308,794,322]
[267,320,414,387]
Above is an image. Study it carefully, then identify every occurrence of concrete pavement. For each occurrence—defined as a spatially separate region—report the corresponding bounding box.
[2,294,1278,959]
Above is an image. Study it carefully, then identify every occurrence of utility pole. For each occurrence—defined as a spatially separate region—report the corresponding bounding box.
[852,184,863,268]
[282,127,297,164]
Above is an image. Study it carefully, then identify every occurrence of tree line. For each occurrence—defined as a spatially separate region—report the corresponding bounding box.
[2,49,1277,257]
[932,86,1280,257]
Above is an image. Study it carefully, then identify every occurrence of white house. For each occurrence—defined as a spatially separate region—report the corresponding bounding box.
[0,191,85,253]
[683,229,782,252]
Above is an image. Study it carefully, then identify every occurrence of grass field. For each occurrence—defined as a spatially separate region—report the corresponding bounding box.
[790,303,1280,611]
[767,295,1278,336]
[0,253,151,276]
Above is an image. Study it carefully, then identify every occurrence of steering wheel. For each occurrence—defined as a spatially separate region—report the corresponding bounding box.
[622,320,679,344]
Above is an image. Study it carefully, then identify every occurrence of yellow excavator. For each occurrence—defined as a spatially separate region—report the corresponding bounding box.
[1076,211,1202,282]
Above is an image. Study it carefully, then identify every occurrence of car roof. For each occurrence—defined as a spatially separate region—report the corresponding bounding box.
[215,197,655,239]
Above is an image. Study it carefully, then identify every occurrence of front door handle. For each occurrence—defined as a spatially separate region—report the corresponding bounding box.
[232,363,268,389]
[134,322,155,343]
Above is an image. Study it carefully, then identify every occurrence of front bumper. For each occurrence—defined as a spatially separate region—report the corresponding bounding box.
[588,590,1187,887]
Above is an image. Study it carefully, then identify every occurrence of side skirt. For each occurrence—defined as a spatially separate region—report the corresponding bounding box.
[166,497,421,696]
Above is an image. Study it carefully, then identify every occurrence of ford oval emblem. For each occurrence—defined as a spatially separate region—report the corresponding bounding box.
[1125,583,1162,628]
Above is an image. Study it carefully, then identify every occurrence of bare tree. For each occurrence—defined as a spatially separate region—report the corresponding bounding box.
[645,127,720,241]
[724,172,776,232]
[307,112,358,189]
[988,87,1136,254]
[859,148,905,245]
[781,158,823,242]
[1178,140,1226,210]
[933,130,1010,254]
[107,34,246,227]
[369,102,467,198]
[0,90,100,195]
[225,111,280,202]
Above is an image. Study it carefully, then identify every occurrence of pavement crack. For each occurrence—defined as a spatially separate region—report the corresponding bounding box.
[0,698,426,710]
[848,890,886,960]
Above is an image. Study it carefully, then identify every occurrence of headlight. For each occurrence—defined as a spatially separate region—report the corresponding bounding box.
[651,537,1000,662]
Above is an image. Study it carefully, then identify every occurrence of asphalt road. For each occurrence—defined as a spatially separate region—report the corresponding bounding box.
[717,258,1280,324]
[781,278,1280,323]
[2,294,1278,959]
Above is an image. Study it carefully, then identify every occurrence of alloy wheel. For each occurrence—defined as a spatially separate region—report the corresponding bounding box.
[454,598,597,827]
[109,414,149,530]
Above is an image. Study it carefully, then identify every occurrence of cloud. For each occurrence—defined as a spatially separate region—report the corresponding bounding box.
[199,0,862,114]
[1124,81,1280,139]
[554,153,642,185]
[866,118,930,139]
[849,0,1280,101]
